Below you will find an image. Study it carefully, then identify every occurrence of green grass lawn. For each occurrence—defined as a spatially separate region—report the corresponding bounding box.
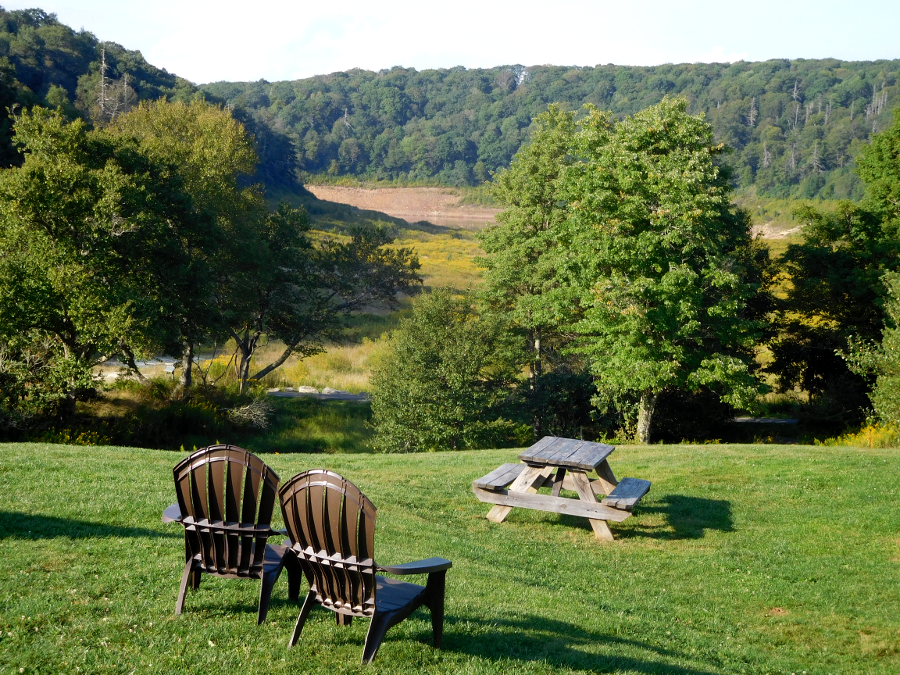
[0,442,897,674]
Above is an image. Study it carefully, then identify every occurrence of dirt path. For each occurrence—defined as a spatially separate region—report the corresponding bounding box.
[306,185,501,229]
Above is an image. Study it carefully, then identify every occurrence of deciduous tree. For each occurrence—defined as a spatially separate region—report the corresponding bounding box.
[555,98,769,442]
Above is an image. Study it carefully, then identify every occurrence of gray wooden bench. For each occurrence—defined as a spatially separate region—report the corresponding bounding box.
[472,463,525,491]
[600,477,652,511]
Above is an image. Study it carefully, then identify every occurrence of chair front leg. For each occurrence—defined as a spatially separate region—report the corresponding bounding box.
[288,590,318,648]
[258,564,283,625]
[175,559,194,615]
[424,570,446,648]
[362,611,391,664]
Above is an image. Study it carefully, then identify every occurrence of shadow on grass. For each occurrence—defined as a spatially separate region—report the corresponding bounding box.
[0,511,179,540]
[549,495,733,541]
[440,613,722,674]
[205,601,721,674]
[628,495,734,540]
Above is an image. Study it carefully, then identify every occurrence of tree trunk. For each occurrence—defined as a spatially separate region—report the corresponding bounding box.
[636,391,657,444]
[249,343,296,382]
[530,328,543,441]
[121,346,149,384]
[180,341,194,392]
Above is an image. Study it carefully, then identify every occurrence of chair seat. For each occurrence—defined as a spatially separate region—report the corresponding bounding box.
[375,575,427,613]
[192,541,290,579]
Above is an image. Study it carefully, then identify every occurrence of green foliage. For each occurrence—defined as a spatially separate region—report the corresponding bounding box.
[856,107,900,225]
[845,272,900,425]
[203,59,900,199]
[0,107,202,417]
[554,98,770,440]
[768,203,895,412]
[0,8,197,164]
[370,288,526,451]
[769,112,900,425]
[479,104,587,438]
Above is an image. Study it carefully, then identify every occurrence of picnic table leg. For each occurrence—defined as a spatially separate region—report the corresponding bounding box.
[486,465,553,523]
[570,471,615,542]
[591,460,618,496]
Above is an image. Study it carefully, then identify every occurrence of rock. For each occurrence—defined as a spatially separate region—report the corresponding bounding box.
[296,386,320,394]
[321,387,348,395]
[266,388,281,393]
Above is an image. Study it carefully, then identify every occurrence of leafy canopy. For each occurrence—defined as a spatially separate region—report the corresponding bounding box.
[554,98,768,436]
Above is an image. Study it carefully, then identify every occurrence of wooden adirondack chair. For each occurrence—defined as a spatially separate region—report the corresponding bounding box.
[279,469,451,664]
[162,444,301,624]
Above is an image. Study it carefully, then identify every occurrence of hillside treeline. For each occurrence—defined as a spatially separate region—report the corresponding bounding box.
[1,7,897,202]
[204,59,900,199]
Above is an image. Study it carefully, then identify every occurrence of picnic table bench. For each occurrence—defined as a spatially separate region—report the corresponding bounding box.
[472,436,651,542]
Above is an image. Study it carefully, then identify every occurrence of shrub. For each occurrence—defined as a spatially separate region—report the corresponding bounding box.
[370,288,523,452]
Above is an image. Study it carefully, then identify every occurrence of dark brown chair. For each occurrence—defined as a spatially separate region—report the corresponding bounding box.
[162,444,301,623]
[279,469,451,664]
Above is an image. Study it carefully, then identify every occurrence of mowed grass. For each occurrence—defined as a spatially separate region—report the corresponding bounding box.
[1,443,898,674]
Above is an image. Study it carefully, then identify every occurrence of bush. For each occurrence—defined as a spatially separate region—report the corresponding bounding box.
[370,288,524,452]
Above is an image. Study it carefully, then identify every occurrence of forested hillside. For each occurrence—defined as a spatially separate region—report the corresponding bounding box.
[0,7,197,160]
[0,6,897,201]
[204,60,900,199]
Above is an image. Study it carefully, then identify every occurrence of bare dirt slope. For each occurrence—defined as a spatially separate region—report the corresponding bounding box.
[306,185,501,229]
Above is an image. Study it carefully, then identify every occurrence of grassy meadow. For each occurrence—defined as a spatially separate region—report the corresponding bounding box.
[0,442,898,675]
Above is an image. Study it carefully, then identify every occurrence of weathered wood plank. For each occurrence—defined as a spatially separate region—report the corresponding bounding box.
[472,486,631,522]
[601,477,652,511]
[543,438,584,465]
[566,442,615,471]
[519,436,616,471]
[517,435,556,463]
[472,463,525,491]
[520,436,572,465]
[485,465,553,523]
[550,467,566,497]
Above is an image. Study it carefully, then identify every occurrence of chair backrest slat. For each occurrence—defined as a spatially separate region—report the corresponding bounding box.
[242,462,260,525]
[209,456,226,523]
[279,470,377,616]
[225,455,243,523]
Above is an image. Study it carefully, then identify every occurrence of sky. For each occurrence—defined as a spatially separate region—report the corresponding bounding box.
[5,1,900,84]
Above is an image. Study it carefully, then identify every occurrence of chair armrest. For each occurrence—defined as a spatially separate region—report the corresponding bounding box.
[378,556,452,575]
[161,502,182,524]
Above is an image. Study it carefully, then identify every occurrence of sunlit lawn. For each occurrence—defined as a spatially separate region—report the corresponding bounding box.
[1,442,898,674]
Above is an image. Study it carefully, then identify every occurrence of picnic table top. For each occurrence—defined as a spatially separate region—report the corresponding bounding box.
[518,436,615,472]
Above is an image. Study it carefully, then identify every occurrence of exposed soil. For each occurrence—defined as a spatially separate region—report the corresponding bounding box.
[305,185,501,229]
[751,223,802,239]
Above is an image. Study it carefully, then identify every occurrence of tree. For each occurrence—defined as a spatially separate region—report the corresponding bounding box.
[845,272,900,425]
[555,98,769,443]
[225,205,422,393]
[110,99,421,394]
[370,288,523,452]
[856,106,900,227]
[108,99,267,389]
[0,107,201,417]
[768,108,900,425]
[479,104,577,440]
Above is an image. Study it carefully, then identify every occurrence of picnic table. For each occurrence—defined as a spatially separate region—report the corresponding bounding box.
[472,436,651,542]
